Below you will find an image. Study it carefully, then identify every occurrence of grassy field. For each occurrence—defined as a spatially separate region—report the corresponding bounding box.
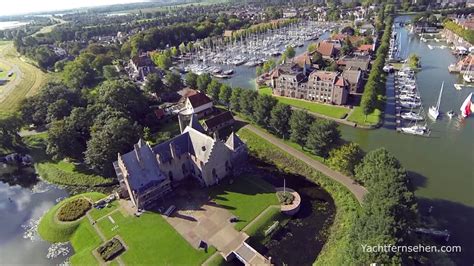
[23,134,116,187]
[209,174,279,231]
[97,211,215,265]
[0,41,47,117]
[236,128,360,265]
[259,87,349,119]
[346,106,381,127]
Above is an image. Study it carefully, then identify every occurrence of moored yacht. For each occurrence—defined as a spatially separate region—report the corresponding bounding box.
[401,111,424,121]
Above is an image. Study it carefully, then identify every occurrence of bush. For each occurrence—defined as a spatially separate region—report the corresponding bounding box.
[277,191,295,205]
[57,198,91,222]
[97,237,125,261]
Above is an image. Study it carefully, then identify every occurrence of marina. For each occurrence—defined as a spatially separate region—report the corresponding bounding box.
[177,21,341,87]
[340,15,474,264]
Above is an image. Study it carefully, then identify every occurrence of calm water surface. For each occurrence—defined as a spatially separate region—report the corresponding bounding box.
[340,16,473,263]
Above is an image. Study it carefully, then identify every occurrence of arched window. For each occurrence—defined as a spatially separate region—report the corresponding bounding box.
[168,171,173,181]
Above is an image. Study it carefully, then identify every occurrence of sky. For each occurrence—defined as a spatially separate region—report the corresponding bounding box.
[0,0,147,16]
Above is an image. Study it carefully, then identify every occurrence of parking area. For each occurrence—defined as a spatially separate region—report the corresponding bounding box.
[158,184,249,257]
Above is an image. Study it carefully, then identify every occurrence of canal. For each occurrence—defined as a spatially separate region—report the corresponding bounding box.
[340,15,473,263]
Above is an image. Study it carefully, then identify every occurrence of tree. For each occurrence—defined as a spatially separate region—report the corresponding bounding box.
[197,73,212,92]
[47,99,71,122]
[151,52,172,70]
[307,43,318,53]
[184,72,198,89]
[219,84,232,105]
[325,61,339,72]
[240,89,258,118]
[253,94,277,127]
[206,79,221,102]
[289,110,312,148]
[341,37,354,55]
[305,120,340,158]
[170,46,179,57]
[62,57,95,88]
[311,51,326,68]
[328,142,364,176]
[164,71,183,91]
[103,65,119,80]
[179,42,187,54]
[96,80,148,121]
[144,73,165,95]
[85,116,141,175]
[0,115,22,152]
[284,46,296,59]
[269,103,292,139]
[229,87,243,112]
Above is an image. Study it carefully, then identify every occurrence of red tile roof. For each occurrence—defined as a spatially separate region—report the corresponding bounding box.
[317,42,336,57]
[357,44,374,52]
[187,92,212,108]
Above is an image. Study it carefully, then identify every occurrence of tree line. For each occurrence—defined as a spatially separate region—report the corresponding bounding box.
[360,15,393,120]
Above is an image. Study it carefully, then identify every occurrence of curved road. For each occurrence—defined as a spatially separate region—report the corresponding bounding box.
[241,124,368,204]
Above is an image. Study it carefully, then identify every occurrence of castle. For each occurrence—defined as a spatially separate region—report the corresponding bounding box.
[113,116,246,209]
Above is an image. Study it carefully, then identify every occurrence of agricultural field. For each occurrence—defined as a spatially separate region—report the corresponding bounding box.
[0,41,47,117]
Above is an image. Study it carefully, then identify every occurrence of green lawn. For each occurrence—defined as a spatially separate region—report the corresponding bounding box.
[69,221,103,265]
[209,174,279,231]
[347,107,381,127]
[243,205,282,237]
[38,192,106,243]
[88,200,119,221]
[259,87,349,119]
[23,134,115,187]
[97,211,215,265]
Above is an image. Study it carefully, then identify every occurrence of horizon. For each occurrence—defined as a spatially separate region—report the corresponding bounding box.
[0,0,148,17]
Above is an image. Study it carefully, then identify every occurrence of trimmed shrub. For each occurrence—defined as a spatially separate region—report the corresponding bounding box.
[277,191,295,205]
[57,198,91,222]
[97,238,125,261]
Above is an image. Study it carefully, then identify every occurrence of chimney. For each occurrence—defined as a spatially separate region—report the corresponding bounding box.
[169,142,177,159]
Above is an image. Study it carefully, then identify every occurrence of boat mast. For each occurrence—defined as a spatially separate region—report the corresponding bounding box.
[436,81,444,111]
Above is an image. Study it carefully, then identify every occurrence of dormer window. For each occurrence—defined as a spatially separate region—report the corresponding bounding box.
[201,146,206,151]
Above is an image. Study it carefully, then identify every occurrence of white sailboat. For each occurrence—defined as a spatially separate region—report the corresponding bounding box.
[460,92,473,118]
[428,81,443,120]
[401,111,424,121]
[400,124,428,135]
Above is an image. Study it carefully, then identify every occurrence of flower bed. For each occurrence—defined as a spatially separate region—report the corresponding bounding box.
[57,198,91,222]
[97,237,125,261]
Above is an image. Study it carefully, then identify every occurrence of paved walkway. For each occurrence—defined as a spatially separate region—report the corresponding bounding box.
[241,124,368,204]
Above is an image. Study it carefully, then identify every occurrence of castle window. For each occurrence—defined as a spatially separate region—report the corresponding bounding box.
[182,163,187,175]
[168,171,173,181]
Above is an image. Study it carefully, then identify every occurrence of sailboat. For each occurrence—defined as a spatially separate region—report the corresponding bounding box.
[460,92,473,118]
[428,81,443,120]
[463,57,473,83]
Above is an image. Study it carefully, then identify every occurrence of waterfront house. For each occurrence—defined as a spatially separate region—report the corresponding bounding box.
[271,62,349,105]
[202,111,235,136]
[342,69,363,94]
[179,92,214,117]
[316,41,339,60]
[114,119,247,210]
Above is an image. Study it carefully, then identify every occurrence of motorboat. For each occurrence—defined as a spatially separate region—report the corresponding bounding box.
[400,100,422,108]
[447,110,455,119]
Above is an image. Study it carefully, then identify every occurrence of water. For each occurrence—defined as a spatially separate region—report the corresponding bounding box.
[0,167,70,265]
[0,21,28,30]
[340,16,473,263]
[248,159,336,265]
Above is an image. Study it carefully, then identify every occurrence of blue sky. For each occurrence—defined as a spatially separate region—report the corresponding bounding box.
[0,0,146,16]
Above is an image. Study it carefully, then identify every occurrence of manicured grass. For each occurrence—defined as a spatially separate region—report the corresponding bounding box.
[69,221,102,265]
[23,134,116,187]
[236,128,360,265]
[38,192,106,243]
[209,174,279,231]
[0,41,47,116]
[97,211,215,265]
[347,106,381,127]
[258,87,349,119]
